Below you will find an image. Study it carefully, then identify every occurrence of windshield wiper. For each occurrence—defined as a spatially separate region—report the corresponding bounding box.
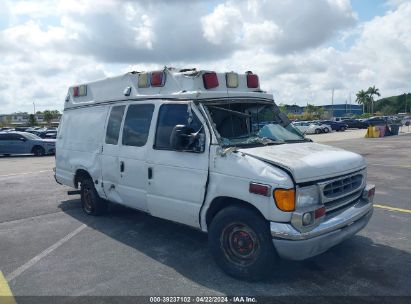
[283,138,312,143]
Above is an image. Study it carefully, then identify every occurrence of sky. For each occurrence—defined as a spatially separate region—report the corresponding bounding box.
[0,0,410,114]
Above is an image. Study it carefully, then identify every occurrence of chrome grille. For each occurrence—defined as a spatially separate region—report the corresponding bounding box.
[318,170,366,216]
[323,174,363,199]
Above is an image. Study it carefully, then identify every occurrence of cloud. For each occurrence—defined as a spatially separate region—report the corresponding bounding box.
[0,0,410,114]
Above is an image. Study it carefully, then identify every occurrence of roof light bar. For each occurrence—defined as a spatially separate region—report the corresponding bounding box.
[203,72,219,89]
[73,85,87,97]
[246,72,259,89]
[138,72,150,88]
[151,71,166,87]
[226,72,238,88]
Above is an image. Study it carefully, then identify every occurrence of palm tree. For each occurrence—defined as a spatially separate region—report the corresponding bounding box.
[356,90,368,114]
[366,86,381,115]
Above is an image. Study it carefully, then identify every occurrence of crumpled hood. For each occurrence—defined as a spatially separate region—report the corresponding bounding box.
[239,142,365,183]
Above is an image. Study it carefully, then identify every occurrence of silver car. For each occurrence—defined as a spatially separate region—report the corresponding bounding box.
[0,132,56,156]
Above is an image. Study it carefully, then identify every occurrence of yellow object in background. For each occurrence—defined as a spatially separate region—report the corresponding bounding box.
[0,271,16,304]
[365,126,380,138]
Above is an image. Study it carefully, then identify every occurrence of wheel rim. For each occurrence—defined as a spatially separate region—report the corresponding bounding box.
[83,184,93,213]
[221,223,260,266]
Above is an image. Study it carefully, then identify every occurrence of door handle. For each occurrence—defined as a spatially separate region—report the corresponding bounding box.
[120,161,125,172]
[148,167,153,180]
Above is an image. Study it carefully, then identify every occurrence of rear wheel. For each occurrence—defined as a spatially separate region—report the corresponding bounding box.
[80,178,107,215]
[340,126,346,132]
[324,128,329,133]
[32,146,45,156]
[315,128,321,134]
[208,206,277,281]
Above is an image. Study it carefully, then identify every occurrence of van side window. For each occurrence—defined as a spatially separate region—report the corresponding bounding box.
[154,104,203,150]
[122,104,154,147]
[105,105,126,145]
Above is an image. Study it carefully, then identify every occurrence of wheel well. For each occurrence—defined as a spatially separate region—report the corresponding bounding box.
[205,197,266,228]
[74,169,91,189]
[31,145,44,153]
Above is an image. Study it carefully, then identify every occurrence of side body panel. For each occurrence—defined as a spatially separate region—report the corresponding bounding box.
[55,105,109,197]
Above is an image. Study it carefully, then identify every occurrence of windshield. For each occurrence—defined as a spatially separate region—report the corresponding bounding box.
[22,132,41,140]
[203,101,306,147]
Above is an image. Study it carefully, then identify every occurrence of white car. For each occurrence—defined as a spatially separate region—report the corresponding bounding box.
[292,121,324,134]
[55,68,375,281]
[310,121,333,133]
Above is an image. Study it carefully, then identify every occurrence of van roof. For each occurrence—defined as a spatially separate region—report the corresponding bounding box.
[64,67,273,110]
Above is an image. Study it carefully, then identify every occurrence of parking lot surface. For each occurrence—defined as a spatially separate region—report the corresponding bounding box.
[0,135,410,298]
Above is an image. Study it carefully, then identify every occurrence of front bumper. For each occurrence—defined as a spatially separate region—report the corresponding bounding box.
[271,197,373,260]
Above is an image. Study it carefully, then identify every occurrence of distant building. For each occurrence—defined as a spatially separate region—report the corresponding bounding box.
[284,104,304,115]
[0,112,61,126]
[281,103,363,117]
[320,104,363,117]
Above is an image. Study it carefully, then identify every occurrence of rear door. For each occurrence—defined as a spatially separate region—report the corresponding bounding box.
[146,103,209,228]
[8,134,27,154]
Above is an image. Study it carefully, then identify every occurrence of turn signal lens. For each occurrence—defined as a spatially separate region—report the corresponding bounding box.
[274,189,295,212]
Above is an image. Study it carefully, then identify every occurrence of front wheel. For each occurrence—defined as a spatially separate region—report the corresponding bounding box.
[315,128,321,134]
[80,178,107,216]
[208,206,277,281]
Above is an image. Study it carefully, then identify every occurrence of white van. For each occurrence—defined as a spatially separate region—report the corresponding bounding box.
[55,68,375,280]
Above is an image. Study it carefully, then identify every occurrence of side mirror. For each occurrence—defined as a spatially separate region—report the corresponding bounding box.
[19,137,27,142]
[170,125,205,152]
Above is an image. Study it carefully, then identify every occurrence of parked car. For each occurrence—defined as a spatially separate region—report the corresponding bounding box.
[0,132,56,156]
[320,120,348,131]
[363,117,387,126]
[44,131,57,139]
[342,119,368,129]
[401,116,411,126]
[292,121,324,134]
[311,121,333,133]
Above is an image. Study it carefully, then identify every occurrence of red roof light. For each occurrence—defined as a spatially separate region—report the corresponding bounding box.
[73,87,79,97]
[203,72,219,89]
[151,71,165,87]
[247,72,259,88]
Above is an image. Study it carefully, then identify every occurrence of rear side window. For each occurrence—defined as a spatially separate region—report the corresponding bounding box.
[154,104,203,150]
[105,105,126,145]
[122,104,154,147]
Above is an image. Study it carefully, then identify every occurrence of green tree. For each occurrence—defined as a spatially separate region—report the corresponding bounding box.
[366,85,380,115]
[28,114,37,126]
[278,103,287,113]
[43,110,53,125]
[356,90,369,114]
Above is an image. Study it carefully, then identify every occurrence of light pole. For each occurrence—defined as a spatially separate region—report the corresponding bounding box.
[405,93,408,113]
[33,101,36,114]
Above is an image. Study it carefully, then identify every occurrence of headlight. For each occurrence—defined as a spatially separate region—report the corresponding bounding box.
[296,185,320,209]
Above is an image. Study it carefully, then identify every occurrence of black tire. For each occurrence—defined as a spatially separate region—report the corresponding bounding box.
[80,178,107,216]
[340,126,346,132]
[208,206,277,281]
[32,146,45,156]
[324,128,329,133]
[315,128,321,134]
